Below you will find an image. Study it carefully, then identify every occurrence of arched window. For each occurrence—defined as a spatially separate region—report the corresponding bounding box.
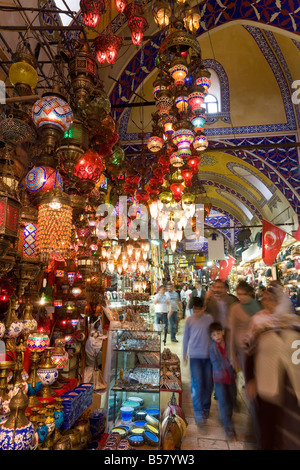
[203,94,218,114]
[202,68,221,114]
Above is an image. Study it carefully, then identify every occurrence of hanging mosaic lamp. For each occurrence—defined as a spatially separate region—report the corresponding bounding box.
[161,111,177,136]
[190,111,206,133]
[188,85,205,114]
[80,0,106,27]
[147,135,164,152]
[169,57,188,87]
[173,127,194,151]
[170,152,184,168]
[32,93,73,157]
[195,69,212,94]
[37,190,72,262]
[174,90,189,114]
[153,76,170,100]
[193,133,208,152]
[156,89,173,116]
[74,149,103,193]
[32,95,73,134]
[25,166,63,194]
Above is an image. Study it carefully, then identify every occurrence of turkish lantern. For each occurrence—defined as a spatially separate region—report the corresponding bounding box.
[187,155,201,172]
[74,150,103,193]
[181,165,193,186]
[128,15,148,46]
[170,182,185,201]
[80,0,106,27]
[25,166,63,194]
[37,190,72,262]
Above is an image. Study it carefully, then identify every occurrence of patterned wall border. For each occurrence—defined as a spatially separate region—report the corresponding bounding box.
[212,134,300,215]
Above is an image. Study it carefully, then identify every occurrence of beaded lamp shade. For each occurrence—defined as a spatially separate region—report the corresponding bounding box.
[193,134,208,151]
[32,96,73,133]
[0,117,36,149]
[37,190,72,261]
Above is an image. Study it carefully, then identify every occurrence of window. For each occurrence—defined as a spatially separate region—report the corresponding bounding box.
[54,0,80,26]
[203,94,218,114]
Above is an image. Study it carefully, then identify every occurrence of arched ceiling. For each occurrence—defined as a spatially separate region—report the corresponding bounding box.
[0,0,299,249]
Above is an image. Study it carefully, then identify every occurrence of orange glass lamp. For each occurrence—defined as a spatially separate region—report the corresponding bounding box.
[152,1,171,28]
[169,58,188,87]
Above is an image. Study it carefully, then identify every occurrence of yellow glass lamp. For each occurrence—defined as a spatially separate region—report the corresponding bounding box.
[9,51,38,96]
[152,1,171,28]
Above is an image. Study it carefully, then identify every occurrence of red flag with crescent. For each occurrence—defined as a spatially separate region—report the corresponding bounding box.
[292,225,300,242]
[262,219,286,266]
[219,255,235,281]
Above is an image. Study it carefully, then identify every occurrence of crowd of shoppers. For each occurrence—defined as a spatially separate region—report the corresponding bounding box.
[155,277,300,448]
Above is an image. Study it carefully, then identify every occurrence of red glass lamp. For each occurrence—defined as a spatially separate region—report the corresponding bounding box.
[170,182,185,201]
[116,0,126,13]
[181,165,194,186]
[188,86,205,114]
[187,155,201,172]
[80,0,106,27]
[74,149,103,193]
[128,15,148,46]
[94,34,122,65]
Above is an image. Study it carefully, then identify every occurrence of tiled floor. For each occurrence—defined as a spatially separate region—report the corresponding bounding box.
[164,319,257,450]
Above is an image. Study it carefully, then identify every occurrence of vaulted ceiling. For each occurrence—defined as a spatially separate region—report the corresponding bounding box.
[0,0,300,252]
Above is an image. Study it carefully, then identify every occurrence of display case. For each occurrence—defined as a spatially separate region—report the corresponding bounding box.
[106,329,161,432]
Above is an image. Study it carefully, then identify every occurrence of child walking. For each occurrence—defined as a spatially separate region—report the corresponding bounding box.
[209,321,237,440]
[183,297,214,427]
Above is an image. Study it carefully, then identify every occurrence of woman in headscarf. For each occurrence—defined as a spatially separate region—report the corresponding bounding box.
[244,284,300,450]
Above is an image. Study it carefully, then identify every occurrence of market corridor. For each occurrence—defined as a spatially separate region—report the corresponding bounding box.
[165,319,257,451]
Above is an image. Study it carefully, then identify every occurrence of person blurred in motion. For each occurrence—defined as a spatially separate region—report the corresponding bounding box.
[184,284,194,318]
[153,285,171,345]
[244,285,300,449]
[183,297,214,427]
[180,284,188,318]
[209,321,237,440]
[165,282,182,343]
[229,280,261,375]
[205,279,239,335]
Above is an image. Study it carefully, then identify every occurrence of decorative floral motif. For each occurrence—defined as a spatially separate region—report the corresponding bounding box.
[0,422,35,450]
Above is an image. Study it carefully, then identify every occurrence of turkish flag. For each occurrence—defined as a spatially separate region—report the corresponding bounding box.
[262,219,286,266]
[292,225,300,242]
[218,255,235,281]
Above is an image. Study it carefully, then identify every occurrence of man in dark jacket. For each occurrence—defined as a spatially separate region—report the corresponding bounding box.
[187,281,206,310]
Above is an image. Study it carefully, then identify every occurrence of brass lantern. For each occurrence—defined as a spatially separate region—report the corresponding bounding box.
[152,1,171,28]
